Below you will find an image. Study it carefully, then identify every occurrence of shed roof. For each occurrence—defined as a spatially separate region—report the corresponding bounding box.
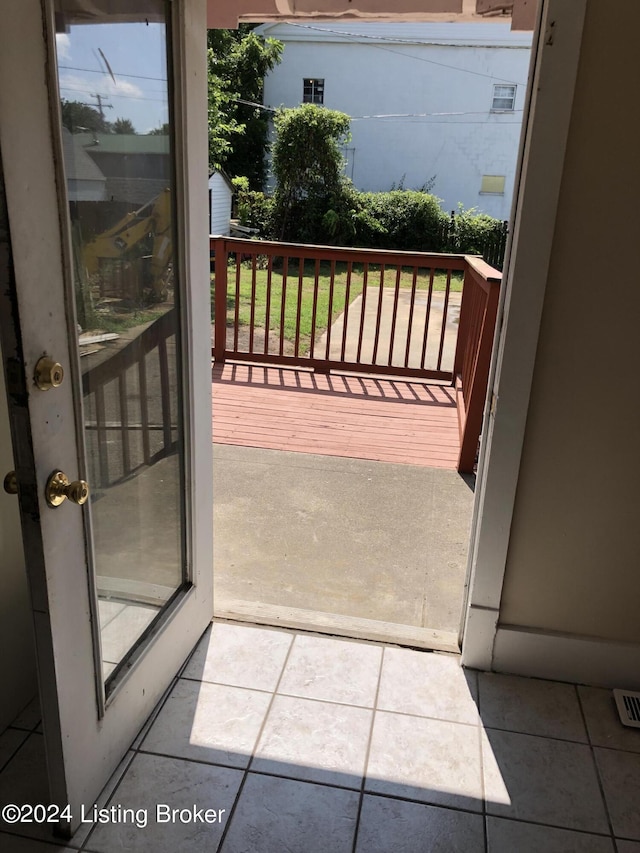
[74,133,170,155]
[61,127,106,182]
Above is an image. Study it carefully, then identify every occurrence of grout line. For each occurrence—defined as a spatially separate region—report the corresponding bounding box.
[575,684,618,850]
[0,729,31,774]
[215,629,297,852]
[479,812,619,840]
[475,671,489,853]
[351,644,385,853]
[180,672,480,724]
[78,750,137,852]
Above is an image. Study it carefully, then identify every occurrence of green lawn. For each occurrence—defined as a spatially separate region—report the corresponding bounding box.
[212,260,462,350]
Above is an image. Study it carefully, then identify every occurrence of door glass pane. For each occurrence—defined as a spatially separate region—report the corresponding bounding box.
[53,0,187,686]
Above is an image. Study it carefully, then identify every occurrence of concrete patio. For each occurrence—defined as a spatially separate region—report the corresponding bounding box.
[213,442,474,649]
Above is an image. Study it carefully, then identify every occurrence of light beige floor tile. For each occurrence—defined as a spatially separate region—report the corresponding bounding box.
[221,773,358,853]
[483,728,609,833]
[9,698,40,731]
[0,833,76,852]
[253,695,372,788]
[278,634,382,707]
[594,747,640,840]
[100,604,158,664]
[86,752,242,853]
[97,599,126,630]
[579,687,640,753]
[0,730,29,771]
[377,648,479,725]
[479,673,587,741]
[67,751,135,849]
[356,794,485,852]
[0,735,56,843]
[366,711,483,811]
[142,679,271,769]
[183,622,292,691]
[486,817,614,852]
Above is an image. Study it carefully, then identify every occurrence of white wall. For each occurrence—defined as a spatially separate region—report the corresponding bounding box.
[488,0,640,688]
[262,24,531,219]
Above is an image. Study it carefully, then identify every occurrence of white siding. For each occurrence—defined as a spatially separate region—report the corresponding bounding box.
[260,23,532,219]
[208,171,232,235]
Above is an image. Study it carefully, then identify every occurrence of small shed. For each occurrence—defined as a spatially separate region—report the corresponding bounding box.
[208,170,233,236]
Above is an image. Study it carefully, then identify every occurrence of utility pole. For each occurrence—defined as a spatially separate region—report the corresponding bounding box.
[92,93,113,125]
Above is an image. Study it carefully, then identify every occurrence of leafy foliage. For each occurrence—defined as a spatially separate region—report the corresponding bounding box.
[270,104,351,240]
[147,123,170,136]
[207,26,282,187]
[60,99,111,133]
[113,117,136,134]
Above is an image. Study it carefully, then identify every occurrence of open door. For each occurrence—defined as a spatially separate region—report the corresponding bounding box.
[0,0,211,835]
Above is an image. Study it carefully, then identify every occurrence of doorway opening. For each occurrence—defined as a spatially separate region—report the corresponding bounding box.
[210,9,534,650]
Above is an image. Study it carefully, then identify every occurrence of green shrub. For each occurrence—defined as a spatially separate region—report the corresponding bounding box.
[445,204,506,256]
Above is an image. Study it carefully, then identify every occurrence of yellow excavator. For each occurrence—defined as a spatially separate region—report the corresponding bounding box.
[82,188,172,303]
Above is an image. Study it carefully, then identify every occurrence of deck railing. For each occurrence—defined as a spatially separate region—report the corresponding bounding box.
[82,308,178,489]
[453,257,501,472]
[211,236,501,472]
[212,236,466,382]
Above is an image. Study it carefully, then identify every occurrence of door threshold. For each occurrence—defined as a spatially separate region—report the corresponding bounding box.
[214,598,459,653]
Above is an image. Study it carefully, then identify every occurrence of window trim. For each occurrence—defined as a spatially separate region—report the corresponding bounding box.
[480,175,506,195]
[303,77,324,105]
[491,83,517,112]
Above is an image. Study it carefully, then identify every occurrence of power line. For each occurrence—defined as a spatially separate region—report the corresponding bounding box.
[234,97,524,123]
[58,64,166,83]
[59,87,168,104]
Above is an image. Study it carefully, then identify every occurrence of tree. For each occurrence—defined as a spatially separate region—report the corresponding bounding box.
[271,104,352,240]
[148,123,170,136]
[113,117,136,134]
[60,99,111,133]
[207,26,282,188]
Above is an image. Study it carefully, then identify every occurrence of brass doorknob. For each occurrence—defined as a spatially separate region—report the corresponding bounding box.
[34,357,64,391]
[3,470,17,495]
[45,471,89,507]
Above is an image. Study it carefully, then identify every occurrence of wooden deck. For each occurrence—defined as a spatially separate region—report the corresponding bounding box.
[212,362,460,468]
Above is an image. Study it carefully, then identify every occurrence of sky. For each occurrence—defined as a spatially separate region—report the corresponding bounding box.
[56,19,169,134]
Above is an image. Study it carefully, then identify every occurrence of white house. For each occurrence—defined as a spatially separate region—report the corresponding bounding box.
[257,22,532,219]
[208,168,234,235]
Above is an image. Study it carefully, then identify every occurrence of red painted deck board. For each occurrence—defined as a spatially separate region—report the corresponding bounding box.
[212,362,460,468]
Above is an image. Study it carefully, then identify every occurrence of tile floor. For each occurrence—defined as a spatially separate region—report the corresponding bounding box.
[1,620,640,852]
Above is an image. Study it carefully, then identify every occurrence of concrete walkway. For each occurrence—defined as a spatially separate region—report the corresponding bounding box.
[317,289,461,373]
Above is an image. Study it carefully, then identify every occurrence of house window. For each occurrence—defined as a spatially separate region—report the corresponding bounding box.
[491,84,516,111]
[480,175,506,194]
[303,78,324,105]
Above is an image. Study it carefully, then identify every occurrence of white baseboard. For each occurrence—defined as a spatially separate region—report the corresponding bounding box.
[492,625,640,689]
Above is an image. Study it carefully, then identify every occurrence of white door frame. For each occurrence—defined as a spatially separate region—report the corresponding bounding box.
[0,0,212,831]
[461,0,588,668]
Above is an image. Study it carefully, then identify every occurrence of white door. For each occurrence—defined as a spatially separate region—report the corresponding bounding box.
[0,0,211,835]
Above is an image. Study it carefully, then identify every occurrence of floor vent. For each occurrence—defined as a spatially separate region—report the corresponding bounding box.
[613,689,640,728]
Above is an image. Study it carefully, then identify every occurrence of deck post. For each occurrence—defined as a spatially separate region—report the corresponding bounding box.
[457,269,501,473]
[213,236,227,362]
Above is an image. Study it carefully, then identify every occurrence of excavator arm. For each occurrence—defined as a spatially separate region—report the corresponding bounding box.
[83,188,172,301]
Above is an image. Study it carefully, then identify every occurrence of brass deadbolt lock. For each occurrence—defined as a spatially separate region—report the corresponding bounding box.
[34,357,64,391]
[3,470,17,495]
[45,471,89,507]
